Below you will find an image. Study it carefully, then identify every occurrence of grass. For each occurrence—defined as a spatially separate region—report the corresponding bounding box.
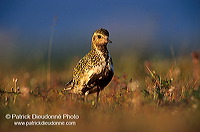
[0,50,200,132]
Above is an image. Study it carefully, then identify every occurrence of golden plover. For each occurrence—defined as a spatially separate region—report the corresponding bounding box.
[64,28,114,102]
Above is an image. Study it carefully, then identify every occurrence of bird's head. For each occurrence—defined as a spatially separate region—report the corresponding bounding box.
[92,28,112,49]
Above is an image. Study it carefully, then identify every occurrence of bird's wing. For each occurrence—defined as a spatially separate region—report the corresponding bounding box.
[73,54,91,79]
[72,55,103,88]
[71,50,113,94]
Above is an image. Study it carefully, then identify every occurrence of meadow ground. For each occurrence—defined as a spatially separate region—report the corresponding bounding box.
[0,50,200,132]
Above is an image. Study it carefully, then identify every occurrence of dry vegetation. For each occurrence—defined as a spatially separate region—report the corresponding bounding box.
[1,50,200,132]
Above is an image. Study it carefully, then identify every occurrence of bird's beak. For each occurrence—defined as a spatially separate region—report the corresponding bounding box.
[108,39,112,43]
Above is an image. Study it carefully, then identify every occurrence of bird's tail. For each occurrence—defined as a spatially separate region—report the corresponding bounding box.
[62,80,73,92]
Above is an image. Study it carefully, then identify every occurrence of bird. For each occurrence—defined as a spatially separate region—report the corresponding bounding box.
[63,28,114,103]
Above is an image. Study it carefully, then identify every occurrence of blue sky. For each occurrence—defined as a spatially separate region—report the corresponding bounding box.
[0,0,200,62]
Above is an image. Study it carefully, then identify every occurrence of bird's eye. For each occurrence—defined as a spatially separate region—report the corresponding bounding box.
[97,35,101,39]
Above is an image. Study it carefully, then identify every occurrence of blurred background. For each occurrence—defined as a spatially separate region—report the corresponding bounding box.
[0,0,200,73]
[1,1,200,132]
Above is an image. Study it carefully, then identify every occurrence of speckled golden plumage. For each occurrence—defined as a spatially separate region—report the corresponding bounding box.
[64,28,114,102]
